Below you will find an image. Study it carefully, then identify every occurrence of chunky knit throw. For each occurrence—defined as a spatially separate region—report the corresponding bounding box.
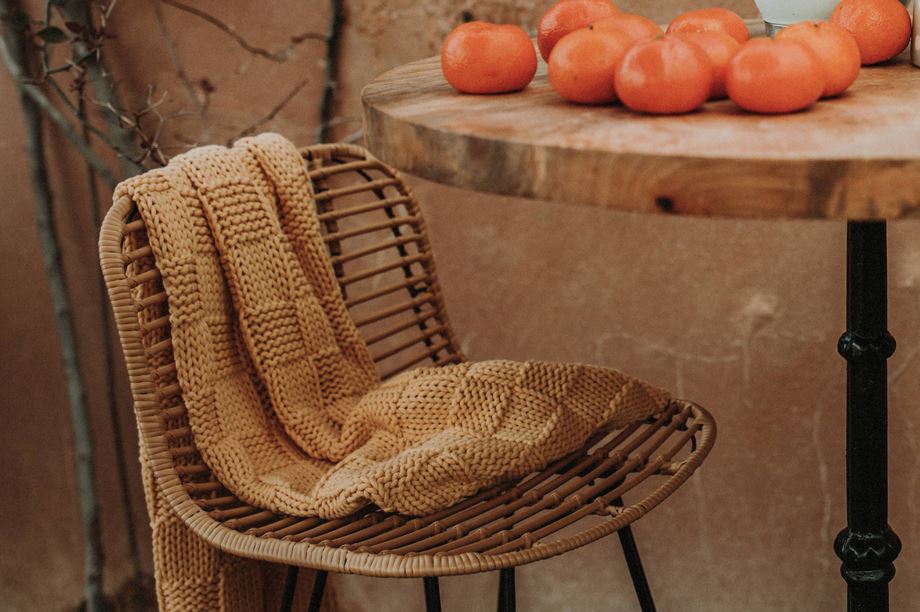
[118,133,670,523]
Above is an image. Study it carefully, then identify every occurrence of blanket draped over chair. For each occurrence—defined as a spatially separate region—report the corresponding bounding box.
[116,133,669,608]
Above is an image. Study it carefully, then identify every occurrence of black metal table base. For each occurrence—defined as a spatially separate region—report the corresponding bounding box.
[497,568,515,612]
[835,221,902,611]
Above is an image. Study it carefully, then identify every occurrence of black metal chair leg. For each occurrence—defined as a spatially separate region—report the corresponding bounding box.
[423,577,442,612]
[308,570,328,612]
[280,566,299,612]
[617,524,657,612]
[497,567,516,612]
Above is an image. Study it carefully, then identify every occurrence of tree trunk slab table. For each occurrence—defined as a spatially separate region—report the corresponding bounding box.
[362,52,920,611]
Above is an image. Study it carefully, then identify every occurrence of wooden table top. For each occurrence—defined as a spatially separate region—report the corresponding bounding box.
[362,51,920,220]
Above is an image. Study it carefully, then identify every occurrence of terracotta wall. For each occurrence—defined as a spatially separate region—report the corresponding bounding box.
[3,1,920,610]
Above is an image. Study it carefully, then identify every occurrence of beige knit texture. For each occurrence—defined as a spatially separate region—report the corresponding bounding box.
[116,133,670,522]
[142,453,335,611]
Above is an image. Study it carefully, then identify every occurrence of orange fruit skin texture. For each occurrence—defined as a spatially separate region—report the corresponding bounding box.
[615,36,715,114]
[590,13,664,42]
[537,0,620,61]
[441,22,538,94]
[831,0,911,66]
[548,28,635,104]
[776,21,861,98]
[667,8,750,44]
[672,31,741,99]
[726,39,826,114]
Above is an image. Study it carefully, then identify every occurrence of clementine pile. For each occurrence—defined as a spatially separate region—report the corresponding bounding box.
[537,0,619,60]
[441,22,537,94]
[830,0,911,65]
[437,0,914,117]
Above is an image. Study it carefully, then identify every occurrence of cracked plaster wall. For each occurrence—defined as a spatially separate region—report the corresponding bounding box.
[2,1,920,610]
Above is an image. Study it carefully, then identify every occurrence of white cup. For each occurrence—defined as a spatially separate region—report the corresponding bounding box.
[753,0,839,35]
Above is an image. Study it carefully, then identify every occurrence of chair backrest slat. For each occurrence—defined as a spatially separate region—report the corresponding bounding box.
[117,142,462,392]
[303,144,462,376]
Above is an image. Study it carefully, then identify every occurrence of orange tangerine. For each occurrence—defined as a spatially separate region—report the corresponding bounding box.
[615,36,714,114]
[777,21,861,97]
[548,27,635,104]
[591,13,663,42]
[667,8,750,44]
[537,0,620,60]
[830,0,911,65]
[441,22,537,94]
[726,38,826,113]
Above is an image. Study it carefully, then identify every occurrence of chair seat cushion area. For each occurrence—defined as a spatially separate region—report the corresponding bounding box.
[162,398,714,577]
[260,359,672,518]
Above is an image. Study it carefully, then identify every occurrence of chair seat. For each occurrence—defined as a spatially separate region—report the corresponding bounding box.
[175,399,713,577]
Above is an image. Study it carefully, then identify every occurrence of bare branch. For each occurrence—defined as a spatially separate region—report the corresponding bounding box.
[58,0,145,177]
[317,0,343,143]
[159,0,326,62]
[313,115,359,144]
[149,0,210,142]
[39,68,156,171]
[342,126,364,144]
[91,87,178,167]
[1,1,104,609]
[76,81,145,585]
[0,32,118,185]
[235,78,308,141]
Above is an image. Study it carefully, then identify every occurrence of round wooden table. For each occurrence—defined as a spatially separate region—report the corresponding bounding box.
[362,52,920,612]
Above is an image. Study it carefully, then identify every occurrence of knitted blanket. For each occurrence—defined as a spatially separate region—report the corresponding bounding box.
[118,133,670,521]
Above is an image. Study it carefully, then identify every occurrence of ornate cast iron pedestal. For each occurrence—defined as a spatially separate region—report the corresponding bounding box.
[835,222,902,611]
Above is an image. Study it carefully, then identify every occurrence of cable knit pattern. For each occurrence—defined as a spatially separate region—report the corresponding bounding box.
[114,133,670,519]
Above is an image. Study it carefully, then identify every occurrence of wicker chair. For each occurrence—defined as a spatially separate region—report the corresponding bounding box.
[99,143,716,612]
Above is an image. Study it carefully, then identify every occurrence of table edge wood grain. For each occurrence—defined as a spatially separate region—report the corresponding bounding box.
[362,51,920,221]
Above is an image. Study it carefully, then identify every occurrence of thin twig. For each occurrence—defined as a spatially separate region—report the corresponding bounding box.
[42,68,133,153]
[160,0,325,62]
[235,78,308,141]
[37,64,150,168]
[313,115,359,144]
[59,0,144,177]
[1,1,103,610]
[342,126,364,144]
[95,86,187,166]
[28,2,143,172]
[149,0,210,142]
[317,0,343,143]
[78,62,144,589]
[0,14,117,186]
[28,84,118,185]
[0,2,121,182]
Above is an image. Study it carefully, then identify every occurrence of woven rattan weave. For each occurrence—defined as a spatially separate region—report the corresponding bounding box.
[99,142,715,606]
